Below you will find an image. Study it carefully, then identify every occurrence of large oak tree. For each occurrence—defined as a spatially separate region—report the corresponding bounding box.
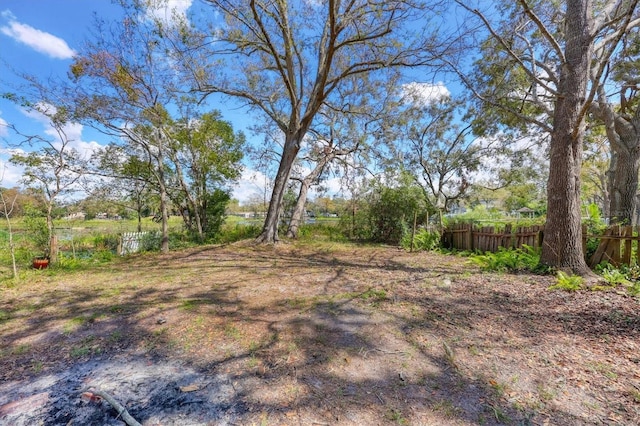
[456,0,639,274]
[177,0,446,243]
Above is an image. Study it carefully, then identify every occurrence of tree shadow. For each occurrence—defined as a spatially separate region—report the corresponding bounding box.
[1,243,636,425]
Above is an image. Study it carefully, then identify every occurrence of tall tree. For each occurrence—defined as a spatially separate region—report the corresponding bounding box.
[384,95,481,212]
[177,0,445,243]
[590,26,640,225]
[455,0,639,275]
[9,104,88,260]
[68,4,194,252]
[169,111,245,241]
[286,73,394,238]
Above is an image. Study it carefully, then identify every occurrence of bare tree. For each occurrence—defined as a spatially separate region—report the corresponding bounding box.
[176,0,446,243]
[0,166,19,280]
[9,105,88,260]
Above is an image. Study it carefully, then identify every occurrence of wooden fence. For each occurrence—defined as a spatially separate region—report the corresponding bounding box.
[441,223,640,268]
[588,225,640,267]
[441,223,544,253]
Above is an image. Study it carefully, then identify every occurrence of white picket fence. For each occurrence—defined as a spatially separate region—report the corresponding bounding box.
[118,231,149,256]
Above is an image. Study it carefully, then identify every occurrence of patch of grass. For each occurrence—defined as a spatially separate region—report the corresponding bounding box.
[31,360,44,373]
[180,299,203,311]
[13,344,30,355]
[224,324,242,340]
[70,345,92,358]
[629,388,640,403]
[536,383,557,402]
[359,288,387,306]
[247,354,259,368]
[432,400,459,417]
[488,379,508,398]
[487,403,510,423]
[586,361,617,380]
[108,330,123,342]
[385,408,408,425]
[0,310,10,322]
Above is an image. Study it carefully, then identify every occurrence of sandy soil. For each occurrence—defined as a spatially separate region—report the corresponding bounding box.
[1,240,639,425]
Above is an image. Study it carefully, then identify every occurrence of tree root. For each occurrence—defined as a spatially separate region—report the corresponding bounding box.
[81,388,142,426]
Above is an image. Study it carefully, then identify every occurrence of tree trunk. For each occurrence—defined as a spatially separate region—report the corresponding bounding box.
[539,0,592,275]
[256,134,301,243]
[286,153,334,239]
[609,139,640,225]
[286,179,311,239]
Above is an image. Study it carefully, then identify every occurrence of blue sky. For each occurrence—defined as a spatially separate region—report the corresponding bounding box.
[0,0,452,205]
[0,0,277,203]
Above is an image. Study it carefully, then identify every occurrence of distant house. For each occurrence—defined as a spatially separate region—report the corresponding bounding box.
[516,207,535,218]
[63,212,86,220]
[95,212,108,219]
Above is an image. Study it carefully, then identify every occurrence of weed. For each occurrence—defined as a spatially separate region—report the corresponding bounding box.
[489,379,508,398]
[359,288,387,306]
[13,344,30,355]
[536,383,556,402]
[432,400,459,417]
[108,331,123,342]
[401,228,440,252]
[487,403,510,423]
[468,345,480,356]
[62,315,93,335]
[548,271,583,291]
[600,265,631,285]
[586,361,618,380]
[32,360,43,373]
[70,345,91,358]
[0,310,9,322]
[385,408,408,425]
[224,324,242,339]
[629,388,640,403]
[247,354,259,368]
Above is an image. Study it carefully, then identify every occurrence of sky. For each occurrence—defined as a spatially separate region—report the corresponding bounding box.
[0,0,279,204]
[0,0,451,206]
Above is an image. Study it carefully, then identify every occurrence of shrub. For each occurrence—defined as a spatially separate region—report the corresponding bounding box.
[469,245,539,272]
[548,271,584,291]
[140,231,162,252]
[401,228,440,252]
[298,222,348,242]
[215,223,261,243]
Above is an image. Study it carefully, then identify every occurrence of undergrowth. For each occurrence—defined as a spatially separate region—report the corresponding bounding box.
[468,245,540,273]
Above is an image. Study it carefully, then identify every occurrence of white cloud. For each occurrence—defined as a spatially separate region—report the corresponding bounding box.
[20,104,104,159]
[233,169,270,205]
[144,0,192,26]
[0,112,8,138]
[0,148,26,188]
[0,10,76,59]
[401,82,450,106]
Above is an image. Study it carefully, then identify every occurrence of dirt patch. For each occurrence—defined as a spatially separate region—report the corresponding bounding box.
[1,241,639,425]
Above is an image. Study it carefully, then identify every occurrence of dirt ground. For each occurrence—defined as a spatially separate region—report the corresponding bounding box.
[1,240,639,425]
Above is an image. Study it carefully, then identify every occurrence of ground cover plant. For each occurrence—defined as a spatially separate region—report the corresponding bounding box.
[0,240,639,425]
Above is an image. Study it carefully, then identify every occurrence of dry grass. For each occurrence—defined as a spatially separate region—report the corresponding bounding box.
[1,240,639,425]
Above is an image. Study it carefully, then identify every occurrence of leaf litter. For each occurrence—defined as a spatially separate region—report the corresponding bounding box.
[1,241,639,425]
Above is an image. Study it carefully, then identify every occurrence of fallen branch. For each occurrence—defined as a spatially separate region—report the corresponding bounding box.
[81,388,142,426]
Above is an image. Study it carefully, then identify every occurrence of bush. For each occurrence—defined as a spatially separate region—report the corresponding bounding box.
[92,233,119,251]
[401,228,440,252]
[298,222,348,242]
[548,271,584,291]
[215,223,261,243]
[469,245,539,272]
[140,231,162,252]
